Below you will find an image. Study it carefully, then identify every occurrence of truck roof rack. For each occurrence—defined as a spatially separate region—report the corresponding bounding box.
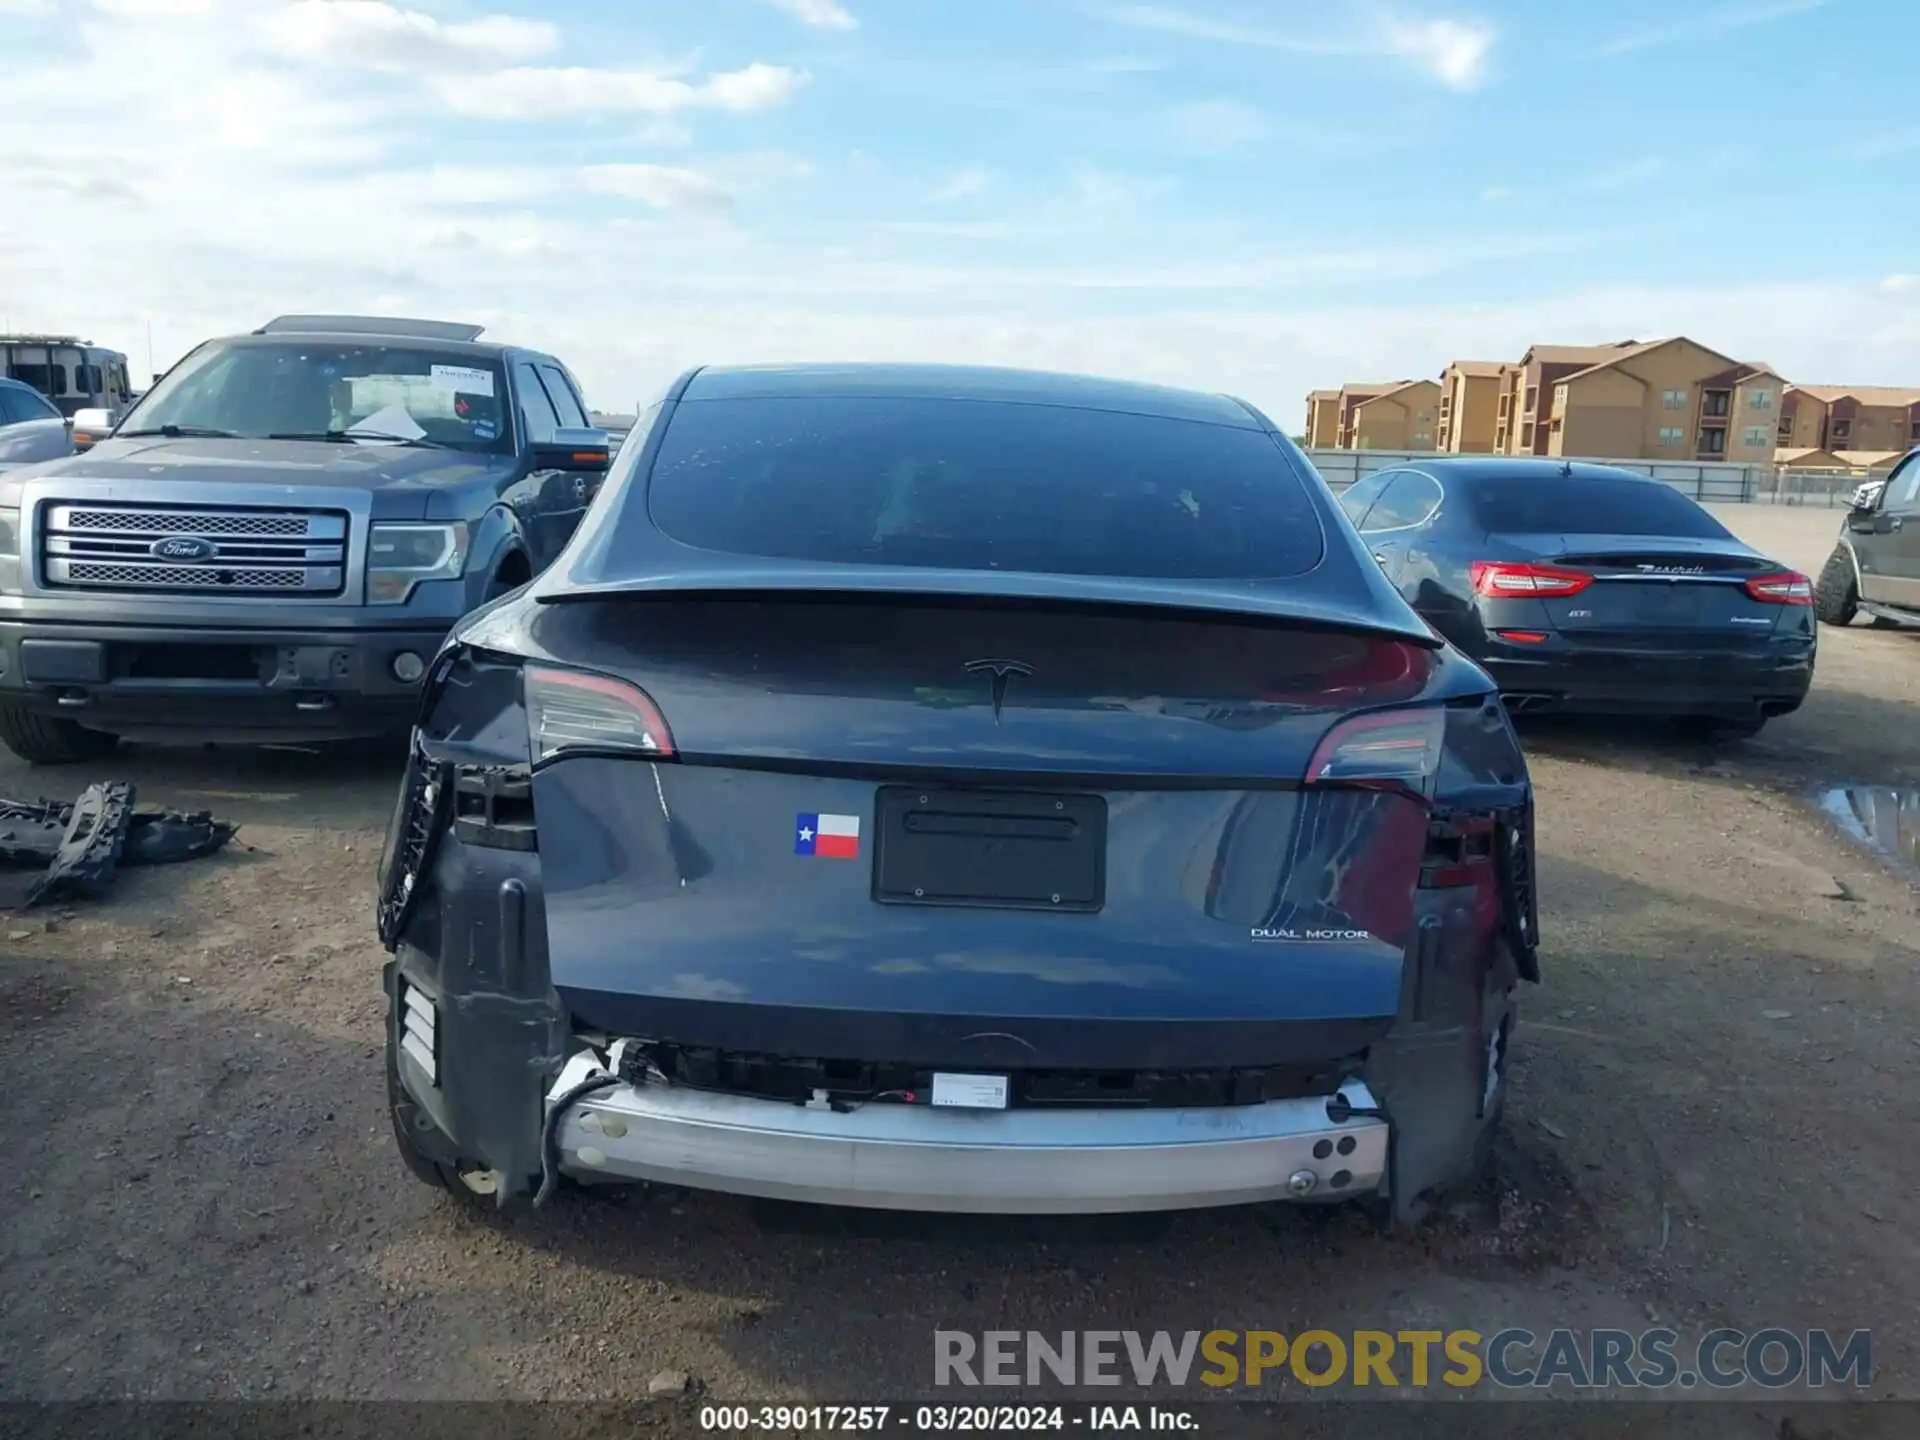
[0,334,90,347]
[254,315,486,343]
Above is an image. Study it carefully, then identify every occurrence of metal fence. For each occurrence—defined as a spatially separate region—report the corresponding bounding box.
[1301,448,1766,503]
[1750,467,1875,508]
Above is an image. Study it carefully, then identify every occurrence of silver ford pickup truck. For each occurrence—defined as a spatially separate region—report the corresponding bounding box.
[0,314,610,763]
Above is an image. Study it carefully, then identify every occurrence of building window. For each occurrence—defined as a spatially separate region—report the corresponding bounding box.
[1748,389,1773,409]
[1412,430,1431,444]
[1701,390,1731,418]
[1743,427,1769,446]
[1521,422,1535,446]
[1831,421,1852,441]
[1661,389,1687,409]
[1658,426,1684,446]
[1698,428,1726,455]
[1523,387,1538,413]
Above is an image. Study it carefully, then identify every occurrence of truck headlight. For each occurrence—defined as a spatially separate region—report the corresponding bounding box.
[368,522,469,605]
[0,508,19,560]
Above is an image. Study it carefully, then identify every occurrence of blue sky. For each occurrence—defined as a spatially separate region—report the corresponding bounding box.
[2,0,1915,428]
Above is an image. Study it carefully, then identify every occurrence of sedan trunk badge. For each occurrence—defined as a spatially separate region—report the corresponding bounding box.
[963,658,1034,723]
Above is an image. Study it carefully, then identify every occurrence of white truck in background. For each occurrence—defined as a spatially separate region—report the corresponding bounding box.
[2,335,133,420]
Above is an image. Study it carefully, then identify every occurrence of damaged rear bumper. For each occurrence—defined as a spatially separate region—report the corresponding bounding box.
[545,1051,1389,1214]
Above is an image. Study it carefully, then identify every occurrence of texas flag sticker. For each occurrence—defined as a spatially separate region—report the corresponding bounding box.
[795,812,861,859]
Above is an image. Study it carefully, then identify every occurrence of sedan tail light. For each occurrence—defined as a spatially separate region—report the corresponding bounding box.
[1743,570,1813,606]
[1471,560,1593,598]
[1306,707,1446,797]
[524,664,676,765]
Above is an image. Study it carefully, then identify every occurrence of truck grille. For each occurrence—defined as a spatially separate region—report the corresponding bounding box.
[40,504,349,597]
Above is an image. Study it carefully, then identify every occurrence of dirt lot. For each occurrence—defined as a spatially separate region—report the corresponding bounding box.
[2,502,1918,1430]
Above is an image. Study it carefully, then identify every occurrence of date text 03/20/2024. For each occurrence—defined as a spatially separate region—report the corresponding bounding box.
[698,1405,1195,1432]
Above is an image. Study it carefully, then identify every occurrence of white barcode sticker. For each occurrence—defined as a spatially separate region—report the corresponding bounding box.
[931,1073,1010,1109]
[429,364,494,396]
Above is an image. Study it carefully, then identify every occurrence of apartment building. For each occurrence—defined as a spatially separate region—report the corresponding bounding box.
[1309,335,1830,460]
[1304,389,1340,447]
[1492,341,1642,455]
[1777,386,1920,457]
[1538,340,1783,463]
[1348,379,1441,451]
[1435,360,1506,452]
[1307,381,1403,448]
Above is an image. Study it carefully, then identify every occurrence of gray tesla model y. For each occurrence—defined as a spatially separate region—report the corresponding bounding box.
[376,363,1540,1224]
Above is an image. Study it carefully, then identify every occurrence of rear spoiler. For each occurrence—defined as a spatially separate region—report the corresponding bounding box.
[532,564,1443,649]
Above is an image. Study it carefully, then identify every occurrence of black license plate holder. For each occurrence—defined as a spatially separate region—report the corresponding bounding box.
[1623,583,1704,621]
[872,787,1106,912]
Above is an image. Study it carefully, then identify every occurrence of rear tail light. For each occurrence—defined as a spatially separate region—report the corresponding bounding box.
[1743,570,1812,606]
[524,664,676,765]
[1471,561,1592,598]
[1306,707,1445,797]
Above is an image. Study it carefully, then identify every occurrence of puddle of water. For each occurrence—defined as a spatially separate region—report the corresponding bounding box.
[1820,785,1920,873]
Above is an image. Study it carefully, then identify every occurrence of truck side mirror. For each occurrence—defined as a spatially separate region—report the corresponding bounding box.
[69,406,119,451]
[531,426,612,473]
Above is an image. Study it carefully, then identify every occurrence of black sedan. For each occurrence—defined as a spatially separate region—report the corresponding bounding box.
[1338,458,1816,739]
[376,363,1539,1225]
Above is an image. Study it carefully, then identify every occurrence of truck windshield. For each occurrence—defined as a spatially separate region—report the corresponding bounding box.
[126,339,513,454]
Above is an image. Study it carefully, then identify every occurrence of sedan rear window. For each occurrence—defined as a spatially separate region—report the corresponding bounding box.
[1469,473,1733,538]
[643,396,1325,579]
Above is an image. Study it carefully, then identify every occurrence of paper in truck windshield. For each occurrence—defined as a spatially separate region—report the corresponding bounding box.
[351,404,427,440]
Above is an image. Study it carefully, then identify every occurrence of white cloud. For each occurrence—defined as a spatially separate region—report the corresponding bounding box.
[262,1,559,70]
[926,166,994,202]
[1883,275,1918,295]
[581,164,733,212]
[0,0,54,14]
[1376,15,1494,89]
[1096,3,1498,89]
[1164,99,1269,150]
[1601,0,1828,57]
[434,61,808,118]
[765,0,858,29]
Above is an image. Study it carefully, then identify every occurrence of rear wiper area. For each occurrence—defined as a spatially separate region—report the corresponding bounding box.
[268,429,450,450]
[118,424,241,439]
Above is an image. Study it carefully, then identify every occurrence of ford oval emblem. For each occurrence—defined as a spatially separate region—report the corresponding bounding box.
[150,536,217,562]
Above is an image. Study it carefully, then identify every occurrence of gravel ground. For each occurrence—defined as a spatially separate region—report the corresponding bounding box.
[2,503,1917,1434]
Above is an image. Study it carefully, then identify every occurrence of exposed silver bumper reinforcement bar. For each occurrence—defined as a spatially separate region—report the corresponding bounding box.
[545,1052,1389,1214]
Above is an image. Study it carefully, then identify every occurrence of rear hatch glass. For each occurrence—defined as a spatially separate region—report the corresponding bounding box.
[642,395,1326,580]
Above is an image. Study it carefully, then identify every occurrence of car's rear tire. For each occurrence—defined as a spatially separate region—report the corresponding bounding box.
[0,703,119,765]
[1813,546,1859,626]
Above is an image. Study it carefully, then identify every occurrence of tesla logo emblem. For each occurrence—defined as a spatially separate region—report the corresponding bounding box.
[963,658,1034,723]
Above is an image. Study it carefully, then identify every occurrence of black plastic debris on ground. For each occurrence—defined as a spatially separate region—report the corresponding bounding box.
[0,783,238,908]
